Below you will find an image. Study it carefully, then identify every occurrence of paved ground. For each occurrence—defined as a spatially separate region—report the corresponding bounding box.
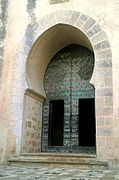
[0,165,119,179]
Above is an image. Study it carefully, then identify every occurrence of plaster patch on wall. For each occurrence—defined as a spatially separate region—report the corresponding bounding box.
[0,0,8,89]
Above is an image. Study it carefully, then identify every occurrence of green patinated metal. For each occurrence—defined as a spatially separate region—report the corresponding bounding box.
[42,44,95,153]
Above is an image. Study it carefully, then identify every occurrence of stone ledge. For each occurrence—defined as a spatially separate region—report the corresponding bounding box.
[9,154,108,170]
[25,89,46,102]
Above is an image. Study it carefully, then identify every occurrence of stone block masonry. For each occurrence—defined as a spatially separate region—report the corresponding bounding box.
[21,91,43,153]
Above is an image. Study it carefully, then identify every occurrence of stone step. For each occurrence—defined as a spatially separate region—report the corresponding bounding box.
[19,152,96,161]
[9,153,108,170]
[10,153,97,164]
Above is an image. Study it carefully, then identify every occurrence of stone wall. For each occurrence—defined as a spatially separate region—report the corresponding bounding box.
[0,0,8,88]
[0,0,9,162]
[21,90,43,153]
[0,121,8,163]
[0,0,119,163]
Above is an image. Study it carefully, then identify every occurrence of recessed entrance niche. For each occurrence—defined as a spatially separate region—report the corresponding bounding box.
[42,44,96,154]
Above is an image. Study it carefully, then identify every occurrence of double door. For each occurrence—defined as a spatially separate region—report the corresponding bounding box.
[48,98,96,150]
[42,44,96,153]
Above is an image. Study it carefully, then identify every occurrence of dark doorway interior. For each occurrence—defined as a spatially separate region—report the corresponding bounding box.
[48,100,64,146]
[78,98,96,147]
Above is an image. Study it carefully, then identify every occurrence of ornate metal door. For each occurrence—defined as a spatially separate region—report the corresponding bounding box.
[42,44,96,153]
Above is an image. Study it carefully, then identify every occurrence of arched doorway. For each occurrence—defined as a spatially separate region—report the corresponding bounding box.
[42,44,96,154]
[18,11,113,160]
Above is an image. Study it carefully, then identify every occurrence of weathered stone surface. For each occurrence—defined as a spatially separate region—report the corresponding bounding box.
[96,107,113,116]
[0,165,119,179]
[104,96,113,106]
[22,93,43,153]
[97,117,105,126]
[75,14,88,28]
[94,40,110,51]
[95,49,112,59]
[0,0,9,87]
[82,17,96,32]
[104,117,113,126]
[96,87,113,96]
[90,31,108,44]
[97,127,113,136]
[97,137,105,147]
[62,11,72,24]
[49,0,69,4]
[96,59,112,68]
[86,24,102,38]
[69,11,80,25]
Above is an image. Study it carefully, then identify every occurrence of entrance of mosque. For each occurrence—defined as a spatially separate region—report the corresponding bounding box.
[42,44,96,154]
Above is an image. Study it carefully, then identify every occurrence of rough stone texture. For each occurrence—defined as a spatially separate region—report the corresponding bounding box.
[94,40,110,51]
[24,0,38,56]
[0,0,9,163]
[68,11,80,25]
[0,121,8,163]
[75,14,88,28]
[0,165,119,179]
[81,18,96,32]
[22,93,43,153]
[0,0,8,88]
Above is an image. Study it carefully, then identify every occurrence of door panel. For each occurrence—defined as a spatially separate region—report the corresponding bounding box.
[42,44,95,153]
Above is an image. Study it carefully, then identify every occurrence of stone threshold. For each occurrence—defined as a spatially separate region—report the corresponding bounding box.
[20,152,96,158]
[8,152,108,170]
